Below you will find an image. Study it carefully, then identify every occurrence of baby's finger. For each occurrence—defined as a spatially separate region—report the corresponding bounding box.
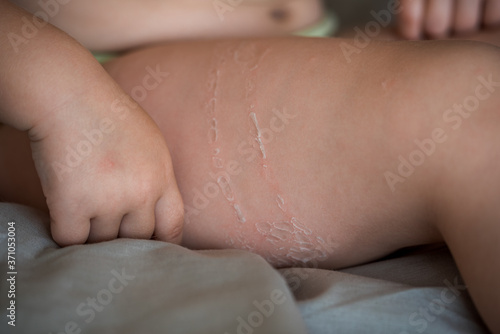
[454,0,482,34]
[398,0,425,39]
[118,206,156,240]
[425,0,454,38]
[153,189,184,244]
[87,214,122,243]
[484,0,500,26]
[50,210,91,246]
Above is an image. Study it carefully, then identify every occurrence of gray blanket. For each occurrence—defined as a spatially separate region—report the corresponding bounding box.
[0,204,489,334]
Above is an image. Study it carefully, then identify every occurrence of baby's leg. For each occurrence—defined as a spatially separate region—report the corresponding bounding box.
[432,91,500,333]
[105,39,442,267]
[102,38,500,266]
[104,38,500,332]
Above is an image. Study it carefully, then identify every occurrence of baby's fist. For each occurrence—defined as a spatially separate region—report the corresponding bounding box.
[30,94,184,246]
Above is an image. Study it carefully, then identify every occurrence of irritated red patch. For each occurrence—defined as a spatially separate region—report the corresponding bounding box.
[98,156,116,173]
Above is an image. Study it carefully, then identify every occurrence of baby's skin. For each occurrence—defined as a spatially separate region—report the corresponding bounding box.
[104,38,500,333]
[12,0,324,51]
[2,38,500,332]
[100,38,496,260]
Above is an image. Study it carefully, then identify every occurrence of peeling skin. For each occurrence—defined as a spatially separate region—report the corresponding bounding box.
[207,48,252,227]
[291,217,312,235]
[276,195,286,212]
[234,43,328,266]
[208,117,219,144]
[233,203,246,223]
[256,221,272,235]
[207,97,216,114]
[208,126,218,144]
[212,70,221,102]
[213,43,332,266]
[295,233,313,247]
[271,228,291,241]
[247,51,269,72]
[217,176,235,202]
[249,215,335,267]
[274,221,294,233]
[212,156,224,169]
[206,76,216,94]
[210,117,218,129]
[250,112,267,159]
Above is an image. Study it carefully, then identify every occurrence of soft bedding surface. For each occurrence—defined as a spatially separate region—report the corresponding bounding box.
[0,203,490,334]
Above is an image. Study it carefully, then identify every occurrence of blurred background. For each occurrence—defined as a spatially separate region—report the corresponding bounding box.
[325,0,393,28]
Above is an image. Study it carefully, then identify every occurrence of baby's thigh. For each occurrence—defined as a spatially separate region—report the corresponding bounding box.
[104,38,500,268]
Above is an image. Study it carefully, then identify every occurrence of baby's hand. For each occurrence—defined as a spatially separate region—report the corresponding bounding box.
[398,0,500,39]
[29,94,184,246]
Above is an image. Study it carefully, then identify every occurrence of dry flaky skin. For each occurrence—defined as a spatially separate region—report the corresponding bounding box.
[101,38,471,264]
[2,37,500,332]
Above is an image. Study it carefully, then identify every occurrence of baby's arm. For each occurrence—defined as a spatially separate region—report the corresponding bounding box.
[11,0,324,51]
[398,0,500,39]
[0,1,184,245]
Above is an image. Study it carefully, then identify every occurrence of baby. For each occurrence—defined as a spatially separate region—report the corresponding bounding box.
[1,1,500,332]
